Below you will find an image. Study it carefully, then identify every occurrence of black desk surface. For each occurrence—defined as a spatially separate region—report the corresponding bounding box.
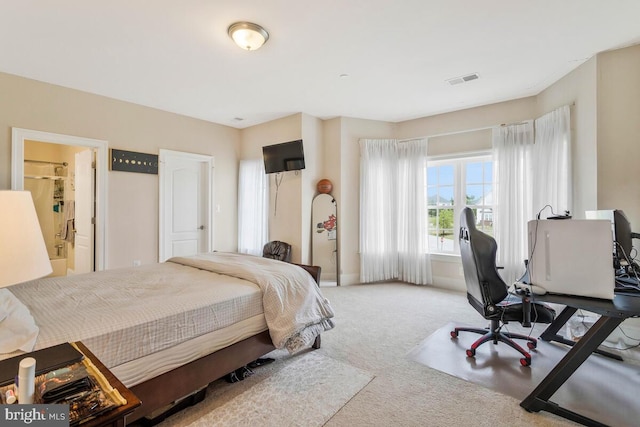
[533,291,640,318]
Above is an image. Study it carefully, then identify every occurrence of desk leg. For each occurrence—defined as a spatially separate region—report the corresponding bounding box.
[540,306,623,361]
[521,315,624,427]
[540,306,576,342]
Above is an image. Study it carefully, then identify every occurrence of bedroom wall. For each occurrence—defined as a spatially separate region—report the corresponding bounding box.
[0,71,241,269]
[240,114,305,262]
[537,56,598,220]
[596,44,640,228]
[300,114,324,264]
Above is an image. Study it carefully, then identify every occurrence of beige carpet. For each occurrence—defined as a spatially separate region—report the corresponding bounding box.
[409,321,640,427]
[154,350,373,427]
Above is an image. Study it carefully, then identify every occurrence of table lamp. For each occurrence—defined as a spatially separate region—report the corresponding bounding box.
[0,190,53,290]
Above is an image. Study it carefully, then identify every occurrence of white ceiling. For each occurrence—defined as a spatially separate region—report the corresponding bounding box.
[2,1,640,129]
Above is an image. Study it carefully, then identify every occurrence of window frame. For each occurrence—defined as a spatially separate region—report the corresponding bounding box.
[427,151,493,255]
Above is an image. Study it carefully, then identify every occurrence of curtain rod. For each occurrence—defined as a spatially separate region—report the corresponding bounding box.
[403,102,576,139]
[24,159,68,167]
[500,120,532,127]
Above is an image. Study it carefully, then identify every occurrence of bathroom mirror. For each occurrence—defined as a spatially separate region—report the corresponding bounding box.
[312,193,339,285]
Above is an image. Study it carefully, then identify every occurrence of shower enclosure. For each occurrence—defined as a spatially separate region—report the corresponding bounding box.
[24,159,69,276]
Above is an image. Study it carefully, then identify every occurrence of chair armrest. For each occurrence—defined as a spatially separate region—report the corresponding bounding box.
[521,294,532,328]
[512,285,532,328]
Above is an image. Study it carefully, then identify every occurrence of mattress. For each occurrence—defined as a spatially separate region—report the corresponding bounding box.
[7,262,264,372]
[112,314,267,387]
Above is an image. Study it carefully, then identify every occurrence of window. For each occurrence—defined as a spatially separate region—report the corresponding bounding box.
[427,155,493,254]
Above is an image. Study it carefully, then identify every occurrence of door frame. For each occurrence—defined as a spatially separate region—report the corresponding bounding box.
[11,127,108,271]
[158,149,214,262]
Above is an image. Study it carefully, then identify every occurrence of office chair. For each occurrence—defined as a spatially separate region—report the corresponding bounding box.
[451,207,555,366]
[262,240,292,262]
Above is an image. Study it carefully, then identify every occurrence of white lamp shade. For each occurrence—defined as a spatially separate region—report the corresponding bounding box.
[0,191,52,287]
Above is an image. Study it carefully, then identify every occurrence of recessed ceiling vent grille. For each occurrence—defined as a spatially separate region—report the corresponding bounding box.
[447,73,480,86]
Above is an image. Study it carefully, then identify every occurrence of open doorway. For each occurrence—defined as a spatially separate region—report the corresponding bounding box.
[11,128,108,272]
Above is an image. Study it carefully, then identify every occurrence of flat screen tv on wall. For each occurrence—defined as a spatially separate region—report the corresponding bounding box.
[262,139,306,174]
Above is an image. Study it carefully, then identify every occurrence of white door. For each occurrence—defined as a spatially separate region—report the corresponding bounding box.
[74,149,95,273]
[159,150,213,262]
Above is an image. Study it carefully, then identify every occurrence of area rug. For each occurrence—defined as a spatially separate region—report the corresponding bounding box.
[156,350,374,427]
[408,321,640,427]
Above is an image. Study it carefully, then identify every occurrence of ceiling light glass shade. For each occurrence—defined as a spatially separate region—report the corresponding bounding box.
[0,191,52,288]
[228,22,269,51]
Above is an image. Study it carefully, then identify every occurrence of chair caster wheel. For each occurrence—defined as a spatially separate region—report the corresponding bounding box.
[450,331,458,338]
[520,358,531,367]
[527,341,537,350]
[466,348,475,358]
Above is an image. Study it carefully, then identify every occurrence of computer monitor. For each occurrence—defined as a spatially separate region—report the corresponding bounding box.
[614,210,633,265]
[586,209,635,271]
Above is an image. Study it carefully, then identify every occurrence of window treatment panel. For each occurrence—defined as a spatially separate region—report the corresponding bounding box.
[533,104,572,216]
[493,105,572,285]
[238,159,269,256]
[493,122,535,284]
[359,139,399,282]
[359,138,432,285]
[397,139,432,285]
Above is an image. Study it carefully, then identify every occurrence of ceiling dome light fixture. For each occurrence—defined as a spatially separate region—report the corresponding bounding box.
[228,22,269,51]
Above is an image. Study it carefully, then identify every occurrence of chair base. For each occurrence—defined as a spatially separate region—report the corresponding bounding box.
[451,319,537,367]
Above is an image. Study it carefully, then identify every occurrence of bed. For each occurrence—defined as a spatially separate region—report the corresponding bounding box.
[0,252,334,422]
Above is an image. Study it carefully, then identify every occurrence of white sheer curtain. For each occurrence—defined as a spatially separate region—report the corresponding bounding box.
[533,105,572,216]
[493,122,535,284]
[359,138,432,285]
[238,159,269,256]
[493,105,571,284]
[397,140,432,284]
[360,139,398,282]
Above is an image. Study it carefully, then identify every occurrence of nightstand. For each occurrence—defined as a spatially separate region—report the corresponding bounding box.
[73,342,141,427]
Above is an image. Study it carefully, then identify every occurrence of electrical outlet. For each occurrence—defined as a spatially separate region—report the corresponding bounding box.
[133,260,141,267]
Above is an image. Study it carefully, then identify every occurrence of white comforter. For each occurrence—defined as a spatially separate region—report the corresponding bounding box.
[168,252,335,353]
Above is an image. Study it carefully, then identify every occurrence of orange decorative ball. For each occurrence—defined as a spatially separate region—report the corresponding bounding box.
[317,179,333,194]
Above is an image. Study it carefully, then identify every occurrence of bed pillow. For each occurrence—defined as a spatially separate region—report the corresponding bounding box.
[0,289,39,354]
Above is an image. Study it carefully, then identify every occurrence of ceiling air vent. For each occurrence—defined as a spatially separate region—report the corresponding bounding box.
[446,73,479,86]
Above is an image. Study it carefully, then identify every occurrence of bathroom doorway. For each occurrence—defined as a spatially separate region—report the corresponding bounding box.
[11,128,108,273]
[22,142,94,276]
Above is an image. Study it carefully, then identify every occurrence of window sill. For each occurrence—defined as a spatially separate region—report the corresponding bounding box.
[429,253,461,263]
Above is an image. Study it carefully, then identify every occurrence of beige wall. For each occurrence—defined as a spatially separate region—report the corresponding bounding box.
[596,44,640,227]
[0,72,240,269]
[394,97,537,141]
[300,114,324,264]
[537,56,598,219]
[239,114,304,262]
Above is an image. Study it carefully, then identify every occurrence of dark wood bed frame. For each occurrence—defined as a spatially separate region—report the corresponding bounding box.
[127,264,322,422]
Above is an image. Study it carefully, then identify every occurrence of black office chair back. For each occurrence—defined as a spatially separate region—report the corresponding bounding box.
[262,240,292,262]
[459,207,509,317]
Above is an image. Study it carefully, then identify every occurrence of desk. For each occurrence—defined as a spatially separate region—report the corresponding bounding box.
[520,292,640,427]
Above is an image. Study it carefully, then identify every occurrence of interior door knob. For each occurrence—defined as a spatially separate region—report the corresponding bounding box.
[199,225,205,230]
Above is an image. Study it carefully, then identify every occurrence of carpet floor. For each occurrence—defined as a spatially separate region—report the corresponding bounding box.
[409,321,640,427]
[153,350,373,427]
